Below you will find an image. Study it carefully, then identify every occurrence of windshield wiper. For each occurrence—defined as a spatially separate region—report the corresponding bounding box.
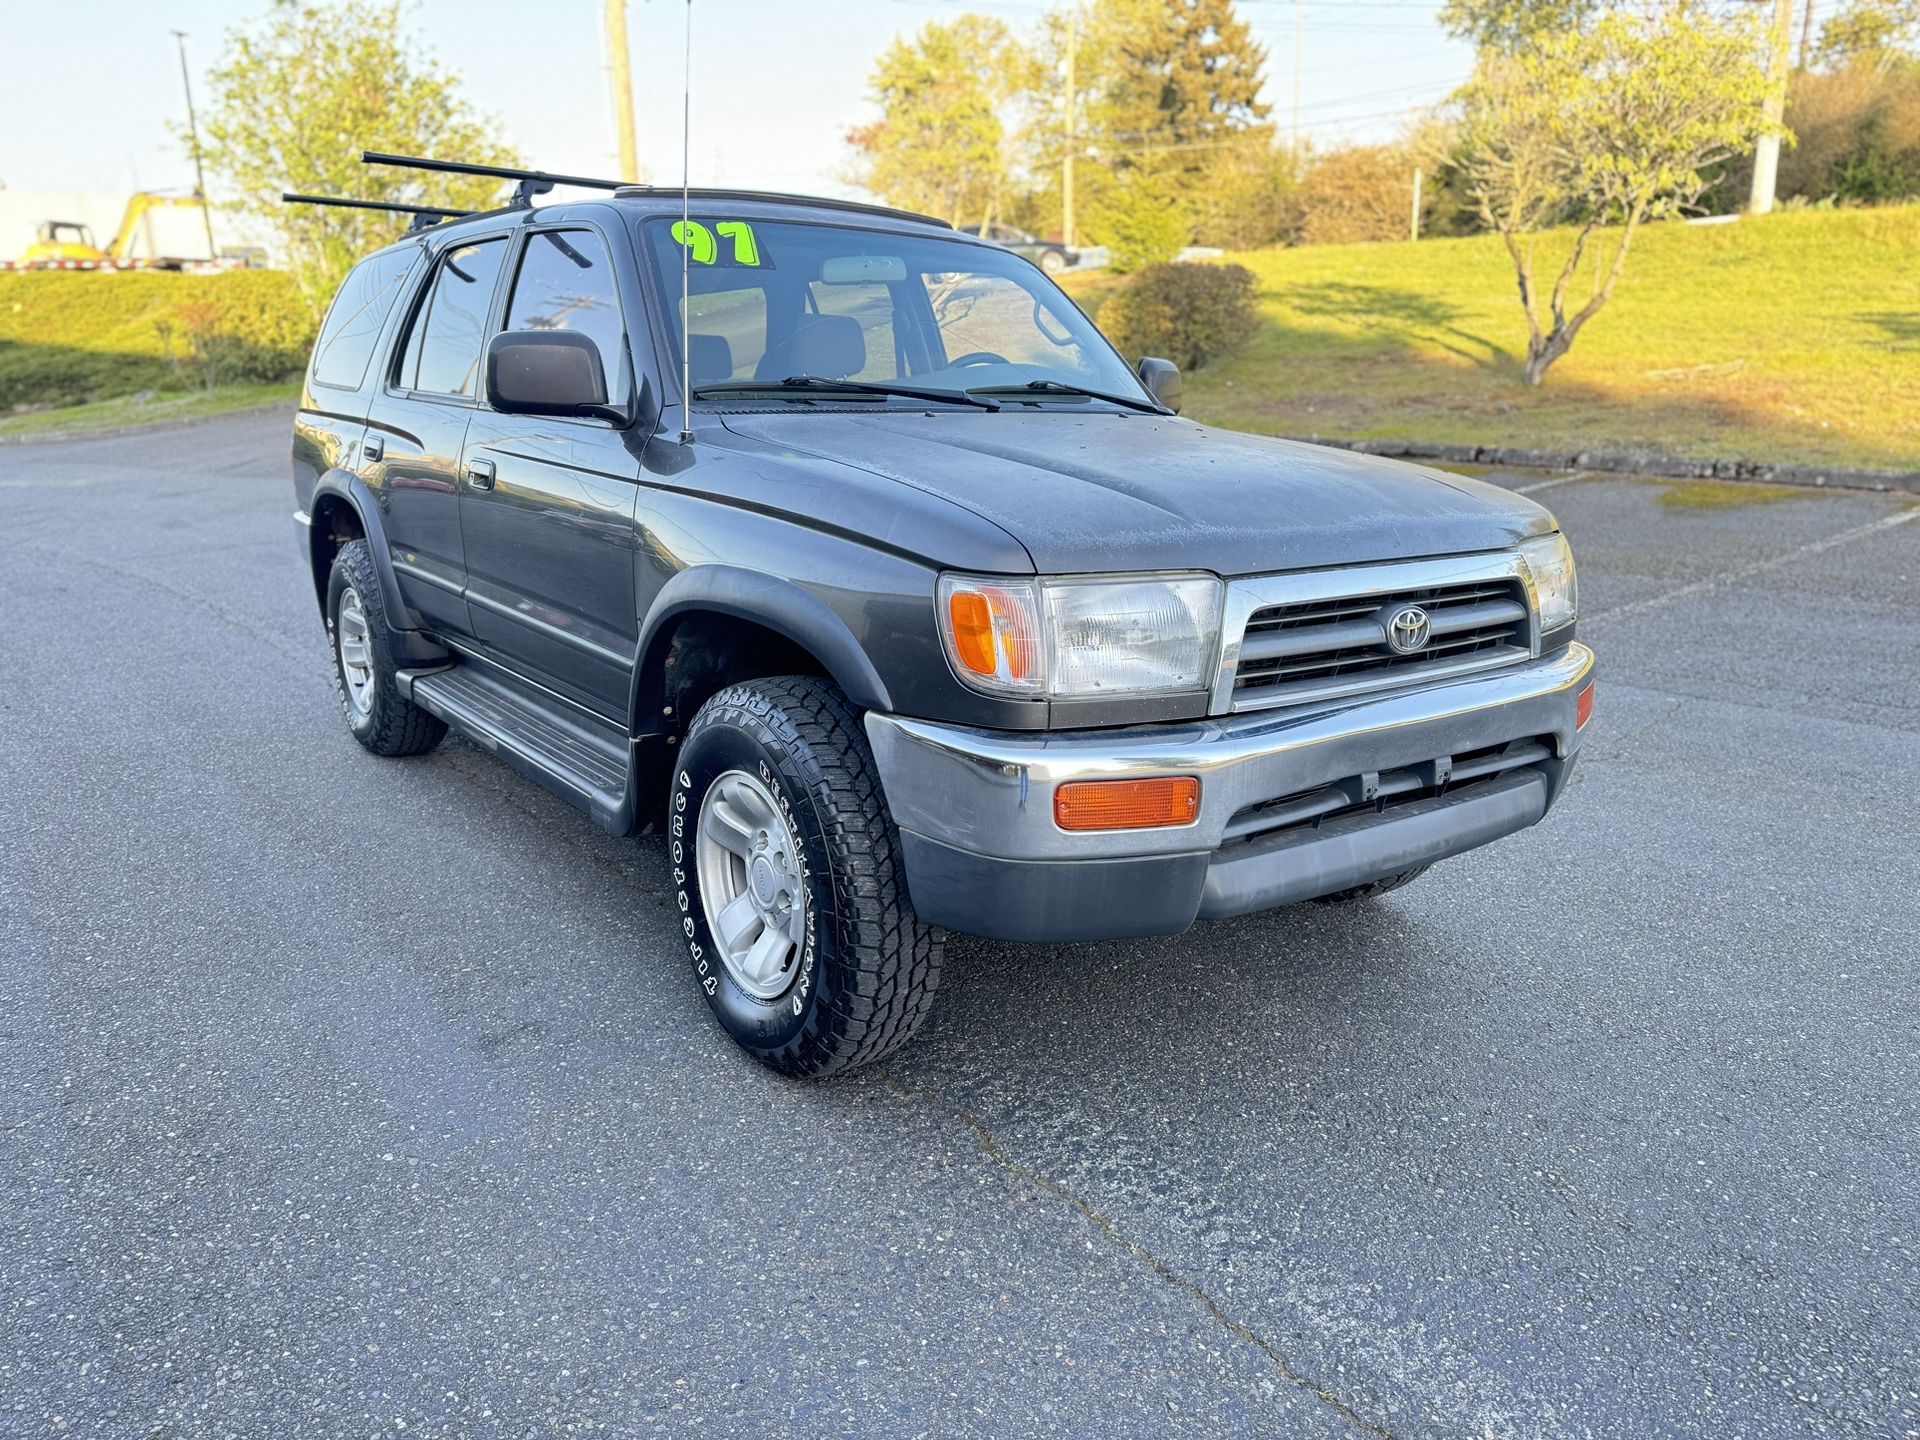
[965,379,1163,413]
[694,375,1001,411]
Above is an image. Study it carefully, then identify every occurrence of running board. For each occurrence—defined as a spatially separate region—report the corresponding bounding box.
[401,665,636,833]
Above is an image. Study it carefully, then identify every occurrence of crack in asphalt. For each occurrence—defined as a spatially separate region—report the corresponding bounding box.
[878,1067,1402,1440]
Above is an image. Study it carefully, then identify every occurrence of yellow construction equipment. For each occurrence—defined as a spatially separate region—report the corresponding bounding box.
[13,192,214,270]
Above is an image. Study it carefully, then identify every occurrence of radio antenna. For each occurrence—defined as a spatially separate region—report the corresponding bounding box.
[679,0,694,443]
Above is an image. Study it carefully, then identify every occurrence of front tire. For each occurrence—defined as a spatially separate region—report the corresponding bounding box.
[670,677,942,1079]
[1038,248,1068,275]
[325,539,445,757]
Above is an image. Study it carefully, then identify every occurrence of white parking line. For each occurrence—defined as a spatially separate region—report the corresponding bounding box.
[1510,474,1590,495]
[1587,505,1920,622]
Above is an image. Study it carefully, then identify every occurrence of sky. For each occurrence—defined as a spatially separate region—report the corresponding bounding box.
[1,0,1478,209]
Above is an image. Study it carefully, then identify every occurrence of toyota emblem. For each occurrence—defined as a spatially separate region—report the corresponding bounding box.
[1384,604,1432,654]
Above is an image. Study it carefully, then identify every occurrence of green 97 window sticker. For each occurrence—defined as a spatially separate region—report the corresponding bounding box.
[671,219,768,268]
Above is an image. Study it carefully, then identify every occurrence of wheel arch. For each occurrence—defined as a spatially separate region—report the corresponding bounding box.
[632,566,893,738]
[627,567,895,830]
[305,477,450,669]
[306,477,407,626]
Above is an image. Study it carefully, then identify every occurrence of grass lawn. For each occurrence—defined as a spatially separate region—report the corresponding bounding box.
[1065,205,1920,473]
[0,381,299,442]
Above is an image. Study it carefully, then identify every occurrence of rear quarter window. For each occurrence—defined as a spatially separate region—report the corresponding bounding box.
[310,247,419,392]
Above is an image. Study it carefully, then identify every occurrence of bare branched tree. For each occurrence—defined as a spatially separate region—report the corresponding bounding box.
[1461,3,1782,385]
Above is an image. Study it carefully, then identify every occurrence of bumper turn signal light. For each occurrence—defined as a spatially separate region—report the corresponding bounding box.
[1576,681,1596,731]
[1054,777,1201,832]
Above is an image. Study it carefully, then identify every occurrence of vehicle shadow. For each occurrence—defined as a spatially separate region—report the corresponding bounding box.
[907,888,1448,1085]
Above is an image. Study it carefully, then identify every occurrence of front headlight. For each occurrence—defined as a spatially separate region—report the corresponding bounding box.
[938,573,1223,699]
[1519,532,1577,635]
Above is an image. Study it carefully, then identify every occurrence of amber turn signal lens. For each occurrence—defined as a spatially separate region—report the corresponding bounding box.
[1054,777,1201,832]
[945,585,1038,682]
[1576,681,1596,731]
[948,591,997,676]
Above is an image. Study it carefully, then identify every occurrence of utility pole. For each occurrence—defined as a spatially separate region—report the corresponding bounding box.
[1747,0,1795,215]
[1410,167,1423,243]
[1291,0,1303,155]
[172,30,218,262]
[1062,12,1076,248]
[1798,0,1816,69]
[605,0,643,184]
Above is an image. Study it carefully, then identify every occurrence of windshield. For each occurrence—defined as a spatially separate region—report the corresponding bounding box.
[640,216,1150,409]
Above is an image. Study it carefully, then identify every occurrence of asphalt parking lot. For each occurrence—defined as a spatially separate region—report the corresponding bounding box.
[2,411,1915,1439]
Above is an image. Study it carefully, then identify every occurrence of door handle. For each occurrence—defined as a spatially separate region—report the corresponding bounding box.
[362,435,383,464]
[467,457,496,490]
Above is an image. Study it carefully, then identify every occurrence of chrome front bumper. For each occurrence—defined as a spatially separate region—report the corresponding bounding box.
[865,644,1595,941]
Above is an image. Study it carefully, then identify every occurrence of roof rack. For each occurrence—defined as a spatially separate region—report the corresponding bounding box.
[609,184,952,230]
[281,156,954,236]
[281,192,472,233]
[361,151,626,208]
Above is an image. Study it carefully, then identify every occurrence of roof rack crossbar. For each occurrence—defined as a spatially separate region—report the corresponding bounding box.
[361,151,626,207]
[281,193,472,233]
[281,193,471,218]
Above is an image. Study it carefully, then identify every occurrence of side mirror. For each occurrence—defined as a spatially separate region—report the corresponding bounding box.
[485,330,625,423]
[1137,357,1183,415]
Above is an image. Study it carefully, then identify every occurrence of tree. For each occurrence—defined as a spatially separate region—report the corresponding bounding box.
[1024,0,1273,252]
[1096,0,1272,160]
[1460,3,1780,386]
[199,1,520,307]
[846,18,1025,227]
[1816,0,1920,71]
[1439,0,1600,52]
[1300,143,1420,245]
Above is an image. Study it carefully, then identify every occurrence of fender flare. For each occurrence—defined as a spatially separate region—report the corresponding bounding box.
[632,565,893,730]
[307,474,421,632]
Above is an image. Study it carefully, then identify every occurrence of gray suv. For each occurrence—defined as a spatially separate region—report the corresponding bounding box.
[293,185,1594,1078]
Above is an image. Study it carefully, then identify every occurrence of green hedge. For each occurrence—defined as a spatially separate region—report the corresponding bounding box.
[1099,262,1259,372]
[0,270,316,409]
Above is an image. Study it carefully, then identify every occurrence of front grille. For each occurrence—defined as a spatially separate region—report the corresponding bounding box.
[1220,736,1554,849]
[1230,577,1530,709]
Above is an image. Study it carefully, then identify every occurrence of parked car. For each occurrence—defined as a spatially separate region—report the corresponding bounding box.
[292,184,1594,1079]
[957,221,1078,274]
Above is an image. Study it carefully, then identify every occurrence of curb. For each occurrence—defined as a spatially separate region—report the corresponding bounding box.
[1284,435,1920,496]
[0,400,294,447]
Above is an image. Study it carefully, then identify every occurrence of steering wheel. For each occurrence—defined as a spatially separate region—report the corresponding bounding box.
[946,351,1009,368]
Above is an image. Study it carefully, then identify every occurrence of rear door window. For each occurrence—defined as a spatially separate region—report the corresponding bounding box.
[402,237,508,398]
[311,247,418,391]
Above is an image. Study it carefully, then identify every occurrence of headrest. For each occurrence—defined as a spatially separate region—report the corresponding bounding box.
[688,333,733,384]
[781,314,866,381]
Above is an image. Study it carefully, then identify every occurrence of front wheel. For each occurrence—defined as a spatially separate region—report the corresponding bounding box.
[670,677,942,1079]
[1038,248,1068,275]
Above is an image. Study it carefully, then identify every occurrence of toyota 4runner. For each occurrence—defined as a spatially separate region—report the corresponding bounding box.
[293,180,1595,1078]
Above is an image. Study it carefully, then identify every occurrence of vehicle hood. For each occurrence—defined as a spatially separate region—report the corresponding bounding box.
[718,411,1554,576]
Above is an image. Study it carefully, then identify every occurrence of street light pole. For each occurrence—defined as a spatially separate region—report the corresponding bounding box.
[173,30,218,261]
